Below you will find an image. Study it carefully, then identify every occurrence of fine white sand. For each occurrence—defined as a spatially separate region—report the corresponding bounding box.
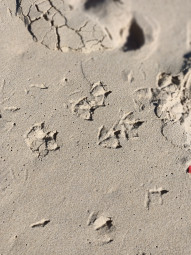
[1,0,191,254]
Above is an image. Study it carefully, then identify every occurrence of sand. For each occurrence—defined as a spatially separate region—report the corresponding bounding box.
[1,0,191,254]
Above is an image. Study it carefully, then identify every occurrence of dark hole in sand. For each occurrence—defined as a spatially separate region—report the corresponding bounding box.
[106,219,113,229]
[133,121,144,129]
[183,52,191,59]
[172,76,181,85]
[122,19,145,51]
[153,102,159,116]
[84,0,106,10]
[161,190,169,195]
[182,51,191,74]
[16,0,21,14]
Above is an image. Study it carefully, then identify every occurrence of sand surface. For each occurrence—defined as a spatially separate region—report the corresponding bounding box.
[1,0,191,254]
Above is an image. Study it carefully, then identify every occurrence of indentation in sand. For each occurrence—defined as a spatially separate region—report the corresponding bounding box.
[30,83,48,89]
[134,69,191,149]
[122,18,145,51]
[84,0,159,54]
[93,215,113,231]
[24,122,58,157]
[84,0,106,10]
[30,218,50,228]
[97,112,144,148]
[87,211,114,245]
[4,106,20,112]
[87,211,99,226]
[144,187,169,210]
[70,81,111,120]
[0,80,20,132]
[182,52,191,71]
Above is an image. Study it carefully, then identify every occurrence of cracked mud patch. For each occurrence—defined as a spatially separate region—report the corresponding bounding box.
[16,0,111,53]
[16,0,157,54]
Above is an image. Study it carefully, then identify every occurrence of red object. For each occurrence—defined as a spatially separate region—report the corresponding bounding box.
[188,166,191,173]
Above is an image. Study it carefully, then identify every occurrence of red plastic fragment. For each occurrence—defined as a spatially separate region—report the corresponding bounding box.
[187,166,191,173]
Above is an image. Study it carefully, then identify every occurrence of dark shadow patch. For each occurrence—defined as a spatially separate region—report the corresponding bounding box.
[31,219,50,228]
[133,121,144,129]
[16,0,21,15]
[27,23,38,41]
[122,19,145,51]
[153,102,159,117]
[84,0,106,10]
[186,166,191,173]
[181,52,191,74]
[161,190,169,195]
[183,52,191,60]
[113,0,124,4]
[106,219,113,229]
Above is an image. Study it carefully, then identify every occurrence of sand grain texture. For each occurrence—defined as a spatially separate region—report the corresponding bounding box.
[1,0,191,254]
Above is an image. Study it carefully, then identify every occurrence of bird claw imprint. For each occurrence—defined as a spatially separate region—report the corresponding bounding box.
[24,122,59,157]
[70,81,111,120]
[30,218,50,228]
[87,211,114,245]
[134,69,191,149]
[97,111,144,148]
[144,186,169,210]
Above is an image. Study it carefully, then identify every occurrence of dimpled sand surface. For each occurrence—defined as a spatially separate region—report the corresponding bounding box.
[1,0,191,254]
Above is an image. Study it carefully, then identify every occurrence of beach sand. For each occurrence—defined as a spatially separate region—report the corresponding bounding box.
[1,0,191,254]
